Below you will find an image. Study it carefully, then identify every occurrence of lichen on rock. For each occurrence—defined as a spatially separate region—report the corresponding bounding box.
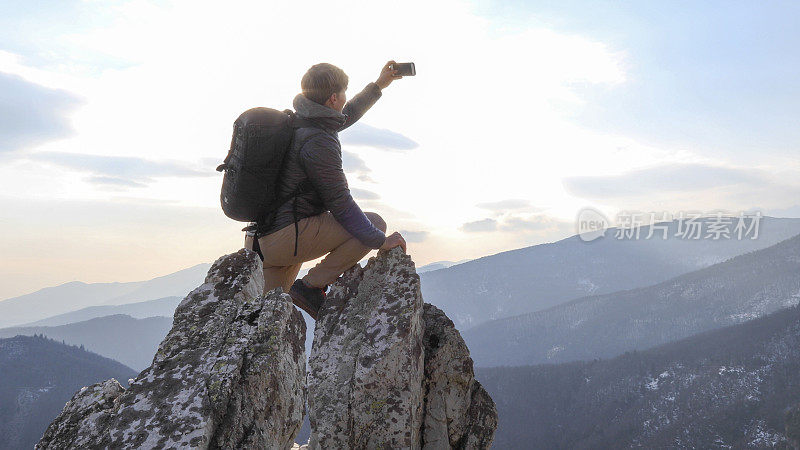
[37,246,497,450]
[421,303,498,449]
[37,249,307,450]
[304,247,497,449]
[307,247,426,449]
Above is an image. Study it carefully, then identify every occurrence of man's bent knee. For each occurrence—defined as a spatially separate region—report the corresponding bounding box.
[364,211,387,233]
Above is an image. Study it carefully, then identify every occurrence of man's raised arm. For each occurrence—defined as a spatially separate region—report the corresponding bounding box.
[338,60,402,131]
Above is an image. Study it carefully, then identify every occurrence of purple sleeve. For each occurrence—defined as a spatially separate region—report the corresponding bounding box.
[336,197,387,249]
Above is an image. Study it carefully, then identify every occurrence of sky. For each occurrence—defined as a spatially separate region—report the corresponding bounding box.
[1,0,799,299]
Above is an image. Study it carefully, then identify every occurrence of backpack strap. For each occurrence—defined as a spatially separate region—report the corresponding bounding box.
[283,114,329,256]
[216,121,243,173]
[286,109,327,132]
[250,232,264,261]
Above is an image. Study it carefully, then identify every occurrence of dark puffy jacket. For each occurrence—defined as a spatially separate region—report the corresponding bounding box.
[255,82,387,253]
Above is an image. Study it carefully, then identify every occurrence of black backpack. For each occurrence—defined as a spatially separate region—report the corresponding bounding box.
[216,107,322,226]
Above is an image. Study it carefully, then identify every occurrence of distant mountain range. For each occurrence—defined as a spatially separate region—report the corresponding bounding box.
[462,232,800,367]
[416,259,472,273]
[23,296,182,327]
[0,255,469,332]
[4,221,800,448]
[420,217,800,330]
[7,218,796,335]
[0,264,209,328]
[476,303,800,448]
[0,315,173,371]
[0,335,136,450]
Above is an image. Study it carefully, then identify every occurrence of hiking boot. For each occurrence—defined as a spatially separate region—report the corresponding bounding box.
[288,279,327,320]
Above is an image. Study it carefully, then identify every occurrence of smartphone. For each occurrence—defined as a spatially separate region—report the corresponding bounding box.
[389,62,416,76]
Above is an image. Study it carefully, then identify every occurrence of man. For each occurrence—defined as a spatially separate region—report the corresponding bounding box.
[244,61,407,320]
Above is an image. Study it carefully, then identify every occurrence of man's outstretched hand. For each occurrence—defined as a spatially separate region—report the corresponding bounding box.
[380,231,407,253]
[375,60,403,90]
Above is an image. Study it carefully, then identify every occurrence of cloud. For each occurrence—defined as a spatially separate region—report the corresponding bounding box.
[398,229,430,243]
[356,200,417,220]
[341,123,419,151]
[0,72,82,153]
[200,157,224,170]
[85,176,147,188]
[460,218,497,232]
[459,213,572,236]
[475,198,543,216]
[475,199,540,214]
[342,151,373,182]
[0,3,134,73]
[562,163,767,199]
[498,214,568,232]
[351,188,380,200]
[30,152,212,186]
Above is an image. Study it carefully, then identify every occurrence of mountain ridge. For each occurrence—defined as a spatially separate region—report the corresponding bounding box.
[463,232,800,367]
[420,217,800,330]
[0,314,172,370]
[0,335,137,450]
[0,263,210,328]
[475,303,800,447]
[22,296,182,327]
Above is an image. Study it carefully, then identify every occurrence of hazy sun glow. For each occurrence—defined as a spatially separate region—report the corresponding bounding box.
[1,0,798,298]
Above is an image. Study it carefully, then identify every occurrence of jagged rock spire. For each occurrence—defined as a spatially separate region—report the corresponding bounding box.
[307,247,426,448]
[37,249,307,449]
[305,247,497,449]
[421,302,498,449]
[37,247,497,449]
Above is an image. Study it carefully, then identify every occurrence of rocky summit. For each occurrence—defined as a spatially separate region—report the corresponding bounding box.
[36,249,307,449]
[38,247,496,449]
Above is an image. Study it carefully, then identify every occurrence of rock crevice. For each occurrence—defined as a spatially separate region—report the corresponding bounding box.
[38,247,496,449]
